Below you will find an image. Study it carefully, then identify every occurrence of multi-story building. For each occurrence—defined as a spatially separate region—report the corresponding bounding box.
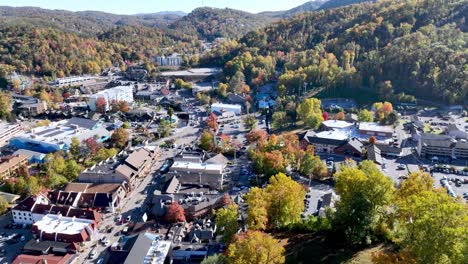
[31,214,97,243]
[10,117,111,153]
[52,76,94,87]
[0,154,28,179]
[0,122,22,147]
[156,53,183,67]
[168,162,224,190]
[211,103,242,115]
[88,85,134,112]
[417,133,468,159]
[358,122,394,138]
[78,148,158,189]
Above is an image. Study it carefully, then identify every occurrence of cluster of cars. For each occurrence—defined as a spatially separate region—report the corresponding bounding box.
[0,232,25,244]
[432,165,468,176]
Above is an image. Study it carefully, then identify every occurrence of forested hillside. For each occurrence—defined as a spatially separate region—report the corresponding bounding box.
[210,0,467,104]
[169,7,274,41]
[0,6,182,35]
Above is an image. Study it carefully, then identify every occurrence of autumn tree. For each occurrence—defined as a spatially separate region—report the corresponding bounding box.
[117,101,130,113]
[369,136,377,145]
[95,97,107,113]
[84,137,101,155]
[265,173,306,228]
[229,71,246,94]
[246,129,268,146]
[243,115,257,131]
[334,111,345,120]
[297,98,323,128]
[111,128,129,148]
[69,137,81,159]
[199,130,215,151]
[216,203,239,243]
[206,113,218,132]
[165,202,186,223]
[0,92,12,120]
[244,187,268,231]
[334,160,395,245]
[373,102,393,122]
[300,153,328,183]
[262,150,285,176]
[322,111,329,121]
[392,172,468,264]
[227,231,285,264]
[201,254,227,264]
[358,109,374,122]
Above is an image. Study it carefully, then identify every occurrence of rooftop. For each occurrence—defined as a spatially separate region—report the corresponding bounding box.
[359,122,394,134]
[160,68,221,77]
[171,162,223,173]
[12,253,74,264]
[124,233,170,264]
[34,214,93,235]
[211,103,242,110]
[322,120,354,129]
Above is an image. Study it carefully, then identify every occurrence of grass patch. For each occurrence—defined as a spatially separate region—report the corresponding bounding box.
[314,87,379,107]
[274,232,387,264]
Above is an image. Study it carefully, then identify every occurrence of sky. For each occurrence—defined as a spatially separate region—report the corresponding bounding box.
[1,0,314,14]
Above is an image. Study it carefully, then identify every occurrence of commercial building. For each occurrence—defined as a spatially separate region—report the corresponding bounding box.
[123,233,171,264]
[31,214,97,243]
[52,76,94,87]
[10,117,111,153]
[169,161,224,190]
[160,68,222,82]
[417,133,468,159]
[13,149,47,164]
[78,148,159,189]
[302,130,349,154]
[211,103,242,115]
[12,194,50,225]
[0,122,22,147]
[88,85,134,112]
[358,122,394,138]
[156,53,183,67]
[321,120,354,131]
[13,254,75,264]
[0,153,28,179]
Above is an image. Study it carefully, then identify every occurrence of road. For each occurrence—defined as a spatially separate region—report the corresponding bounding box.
[78,148,178,264]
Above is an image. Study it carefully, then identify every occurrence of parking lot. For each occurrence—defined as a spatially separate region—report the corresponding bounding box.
[0,214,33,263]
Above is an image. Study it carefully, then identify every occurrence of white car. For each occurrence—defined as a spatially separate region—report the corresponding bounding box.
[116,215,122,223]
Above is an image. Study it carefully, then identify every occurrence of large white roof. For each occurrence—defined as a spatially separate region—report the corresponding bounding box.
[34,214,92,235]
[359,122,394,133]
[322,120,353,129]
[171,162,223,173]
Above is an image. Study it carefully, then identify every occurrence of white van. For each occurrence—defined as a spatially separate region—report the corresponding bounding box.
[89,249,98,259]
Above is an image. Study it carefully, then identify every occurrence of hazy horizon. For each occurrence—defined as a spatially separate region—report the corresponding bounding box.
[0,0,315,15]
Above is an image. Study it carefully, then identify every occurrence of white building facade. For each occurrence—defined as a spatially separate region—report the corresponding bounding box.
[88,85,134,111]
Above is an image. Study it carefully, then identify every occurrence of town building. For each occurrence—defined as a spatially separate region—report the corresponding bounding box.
[0,191,20,208]
[160,68,221,82]
[21,239,77,255]
[156,53,183,67]
[88,85,134,112]
[358,122,394,138]
[211,103,242,115]
[417,133,468,159]
[0,122,22,147]
[12,194,50,225]
[0,153,28,179]
[31,214,97,243]
[192,82,216,96]
[16,98,48,117]
[10,117,111,153]
[52,76,94,87]
[13,149,47,164]
[13,253,76,264]
[302,130,349,154]
[123,233,171,264]
[168,161,224,190]
[62,182,128,213]
[320,120,354,131]
[78,148,159,189]
[366,144,383,165]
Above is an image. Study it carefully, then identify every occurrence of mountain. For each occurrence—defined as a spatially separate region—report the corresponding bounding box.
[169,7,274,41]
[0,6,183,35]
[260,0,372,18]
[216,0,467,104]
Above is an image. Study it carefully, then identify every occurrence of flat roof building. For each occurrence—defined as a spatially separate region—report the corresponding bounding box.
[169,162,224,190]
[32,214,96,243]
[321,120,354,130]
[211,103,242,115]
[88,85,134,112]
[123,233,171,264]
[358,122,394,138]
[0,122,22,147]
[10,117,110,153]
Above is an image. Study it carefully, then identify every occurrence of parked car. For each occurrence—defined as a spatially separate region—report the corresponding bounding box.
[397,164,406,170]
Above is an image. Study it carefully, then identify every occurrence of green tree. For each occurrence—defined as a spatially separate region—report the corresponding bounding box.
[63,159,82,180]
[0,196,8,215]
[167,107,174,125]
[26,176,42,195]
[271,111,288,130]
[216,203,239,243]
[201,254,227,264]
[243,115,257,131]
[157,120,171,138]
[334,160,395,245]
[300,153,328,183]
[227,231,285,264]
[244,187,268,231]
[265,173,305,228]
[296,98,323,128]
[199,130,215,151]
[69,137,81,159]
[358,109,374,122]
[0,92,12,121]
